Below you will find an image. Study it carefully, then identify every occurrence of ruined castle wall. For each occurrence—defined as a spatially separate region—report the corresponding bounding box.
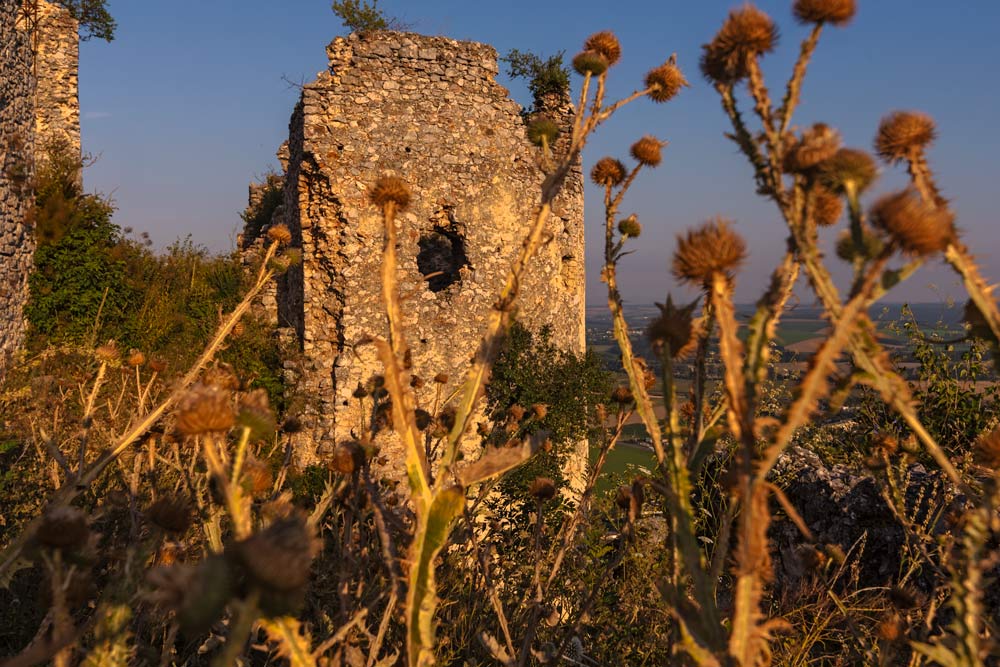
[280,32,585,468]
[0,0,79,366]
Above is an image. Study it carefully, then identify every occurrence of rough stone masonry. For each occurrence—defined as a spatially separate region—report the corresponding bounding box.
[0,0,80,367]
[257,32,586,475]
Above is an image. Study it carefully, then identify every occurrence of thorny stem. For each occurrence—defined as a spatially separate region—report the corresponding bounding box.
[778,24,823,136]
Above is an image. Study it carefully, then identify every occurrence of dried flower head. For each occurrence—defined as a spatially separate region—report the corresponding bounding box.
[37,506,90,550]
[610,385,633,404]
[241,456,274,498]
[369,175,411,210]
[812,187,844,227]
[784,123,841,172]
[818,148,878,194]
[94,340,120,363]
[672,217,747,285]
[793,0,857,26]
[630,136,664,167]
[591,157,627,187]
[147,496,192,534]
[201,365,240,391]
[332,440,364,475]
[647,295,699,358]
[531,403,548,419]
[174,383,235,435]
[875,111,936,163]
[877,612,905,643]
[583,31,621,66]
[237,388,276,438]
[127,349,146,367]
[870,188,955,256]
[527,118,560,147]
[888,586,919,611]
[529,477,557,501]
[415,408,432,431]
[433,372,449,384]
[618,215,642,238]
[835,227,884,263]
[352,382,369,399]
[410,375,425,389]
[507,404,526,422]
[975,428,1000,469]
[267,223,292,245]
[644,62,688,103]
[700,4,778,84]
[572,50,609,76]
[149,358,167,374]
[234,516,321,593]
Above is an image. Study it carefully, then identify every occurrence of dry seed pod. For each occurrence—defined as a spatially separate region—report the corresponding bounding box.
[644,62,688,103]
[793,0,857,26]
[869,188,955,256]
[369,175,411,210]
[531,404,548,420]
[812,187,844,227]
[415,408,432,431]
[234,516,321,593]
[174,383,235,435]
[700,4,778,84]
[875,111,936,163]
[583,31,621,65]
[647,295,699,358]
[591,157,627,187]
[964,299,996,342]
[630,136,664,167]
[201,365,240,391]
[529,477,557,501]
[267,223,292,245]
[610,385,633,404]
[672,217,747,286]
[433,372,449,384]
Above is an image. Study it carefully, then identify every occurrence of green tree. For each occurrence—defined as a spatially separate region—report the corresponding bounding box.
[331,0,405,34]
[501,49,570,102]
[21,0,116,42]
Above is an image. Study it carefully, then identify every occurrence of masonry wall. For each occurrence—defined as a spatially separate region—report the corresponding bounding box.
[276,32,586,471]
[0,0,79,367]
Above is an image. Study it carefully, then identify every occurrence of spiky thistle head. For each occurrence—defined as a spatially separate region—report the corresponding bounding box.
[630,136,664,167]
[618,214,642,238]
[817,148,878,194]
[527,117,560,147]
[700,4,778,84]
[793,0,857,26]
[36,506,89,550]
[174,383,235,435]
[95,340,120,363]
[784,123,841,173]
[591,157,627,187]
[572,50,609,76]
[583,31,621,66]
[812,187,844,227]
[869,188,955,256]
[647,295,700,358]
[835,227,884,263]
[127,349,146,367]
[645,61,688,103]
[147,496,192,534]
[369,176,411,210]
[529,477,557,501]
[672,217,747,286]
[875,111,936,163]
[266,223,292,245]
[234,516,321,593]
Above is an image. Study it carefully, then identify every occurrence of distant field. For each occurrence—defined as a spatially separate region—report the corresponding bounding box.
[590,440,656,491]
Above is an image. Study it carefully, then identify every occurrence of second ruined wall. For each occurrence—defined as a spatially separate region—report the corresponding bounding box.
[279,32,586,470]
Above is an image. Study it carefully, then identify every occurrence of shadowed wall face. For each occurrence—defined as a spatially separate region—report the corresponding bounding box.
[275,32,585,470]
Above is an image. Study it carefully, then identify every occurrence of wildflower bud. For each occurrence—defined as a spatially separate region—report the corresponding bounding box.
[618,215,642,238]
[237,389,276,438]
[644,62,688,103]
[529,477,557,501]
[36,506,89,550]
[369,175,411,210]
[169,556,234,633]
[332,440,364,475]
[818,148,878,194]
[630,136,664,167]
[583,31,621,66]
[174,383,235,435]
[147,496,192,534]
[531,403,548,420]
[672,218,747,286]
[647,295,698,358]
[793,0,857,26]
[875,111,936,164]
[281,247,302,267]
[870,188,955,256]
[94,340,120,363]
[527,118,560,147]
[433,373,449,384]
[872,431,899,456]
[572,50,608,76]
[241,456,274,499]
[590,157,626,188]
[266,223,293,245]
[127,349,146,367]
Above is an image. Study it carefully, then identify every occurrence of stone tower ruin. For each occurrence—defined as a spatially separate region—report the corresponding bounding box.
[256,32,586,468]
[0,0,80,366]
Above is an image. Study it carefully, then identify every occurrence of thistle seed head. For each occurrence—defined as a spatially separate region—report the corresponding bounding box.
[812,187,844,227]
[870,188,955,256]
[37,506,89,550]
[94,340,120,363]
[835,227,884,263]
[818,148,878,194]
[147,496,192,534]
[529,477,557,501]
[266,223,292,245]
[331,440,364,474]
[369,176,411,210]
[531,403,548,419]
[527,118,560,147]
[700,4,778,84]
[630,136,664,167]
[572,50,609,77]
[433,372,449,384]
[875,111,936,163]
[174,383,235,435]
[583,31,621,66]
[237,388,276,438]
[127,349,146,367]
[647,295,699,359]
[618,215,642,238]
[591,157,627,187]
[784,123,841,172]
[234,516,321,593]
[241,456,274,499]
[672,217,747,286]
[793,0,857,26]
[610,385,634,404]
[202,365,241,391]
[644,62,688,103]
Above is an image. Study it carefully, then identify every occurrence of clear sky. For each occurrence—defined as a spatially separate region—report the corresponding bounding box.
[78,1,1000,306]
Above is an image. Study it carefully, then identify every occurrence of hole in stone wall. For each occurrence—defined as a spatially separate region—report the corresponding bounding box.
[417,226,469,293]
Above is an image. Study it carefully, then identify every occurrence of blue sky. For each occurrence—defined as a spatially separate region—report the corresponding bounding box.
[79,1,1000,306]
